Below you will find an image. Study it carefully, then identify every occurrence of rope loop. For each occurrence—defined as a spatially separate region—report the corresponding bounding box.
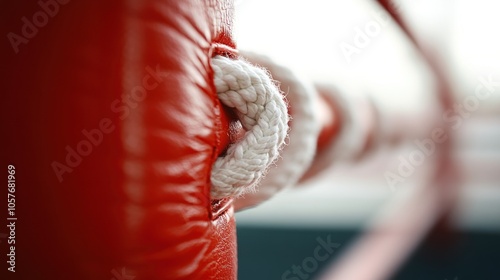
[210,55,289,199]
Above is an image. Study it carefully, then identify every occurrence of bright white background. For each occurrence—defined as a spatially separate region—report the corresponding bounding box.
[234,0,500,230]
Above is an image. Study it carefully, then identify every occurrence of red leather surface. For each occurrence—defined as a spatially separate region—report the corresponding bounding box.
[2,0,237,279]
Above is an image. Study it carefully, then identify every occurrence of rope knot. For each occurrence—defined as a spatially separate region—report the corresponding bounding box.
[210,55,289,199]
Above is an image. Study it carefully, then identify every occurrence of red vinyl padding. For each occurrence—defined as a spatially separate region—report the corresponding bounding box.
[2,0,238,279]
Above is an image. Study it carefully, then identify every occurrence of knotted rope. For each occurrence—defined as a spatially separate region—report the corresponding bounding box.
[232,52,322,209]
[210,55,289,199]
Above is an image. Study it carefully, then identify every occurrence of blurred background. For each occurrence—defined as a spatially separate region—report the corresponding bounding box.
[233,0,500,279]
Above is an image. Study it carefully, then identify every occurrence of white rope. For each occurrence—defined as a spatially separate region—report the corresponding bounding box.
[233,52,321,210]
[210,55,289,199]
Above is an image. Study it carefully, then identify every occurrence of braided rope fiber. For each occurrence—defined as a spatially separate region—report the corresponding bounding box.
[234,52,322,210]
[210,55,289,199]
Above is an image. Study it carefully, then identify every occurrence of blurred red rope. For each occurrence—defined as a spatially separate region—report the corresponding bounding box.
[319,1,460,279]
